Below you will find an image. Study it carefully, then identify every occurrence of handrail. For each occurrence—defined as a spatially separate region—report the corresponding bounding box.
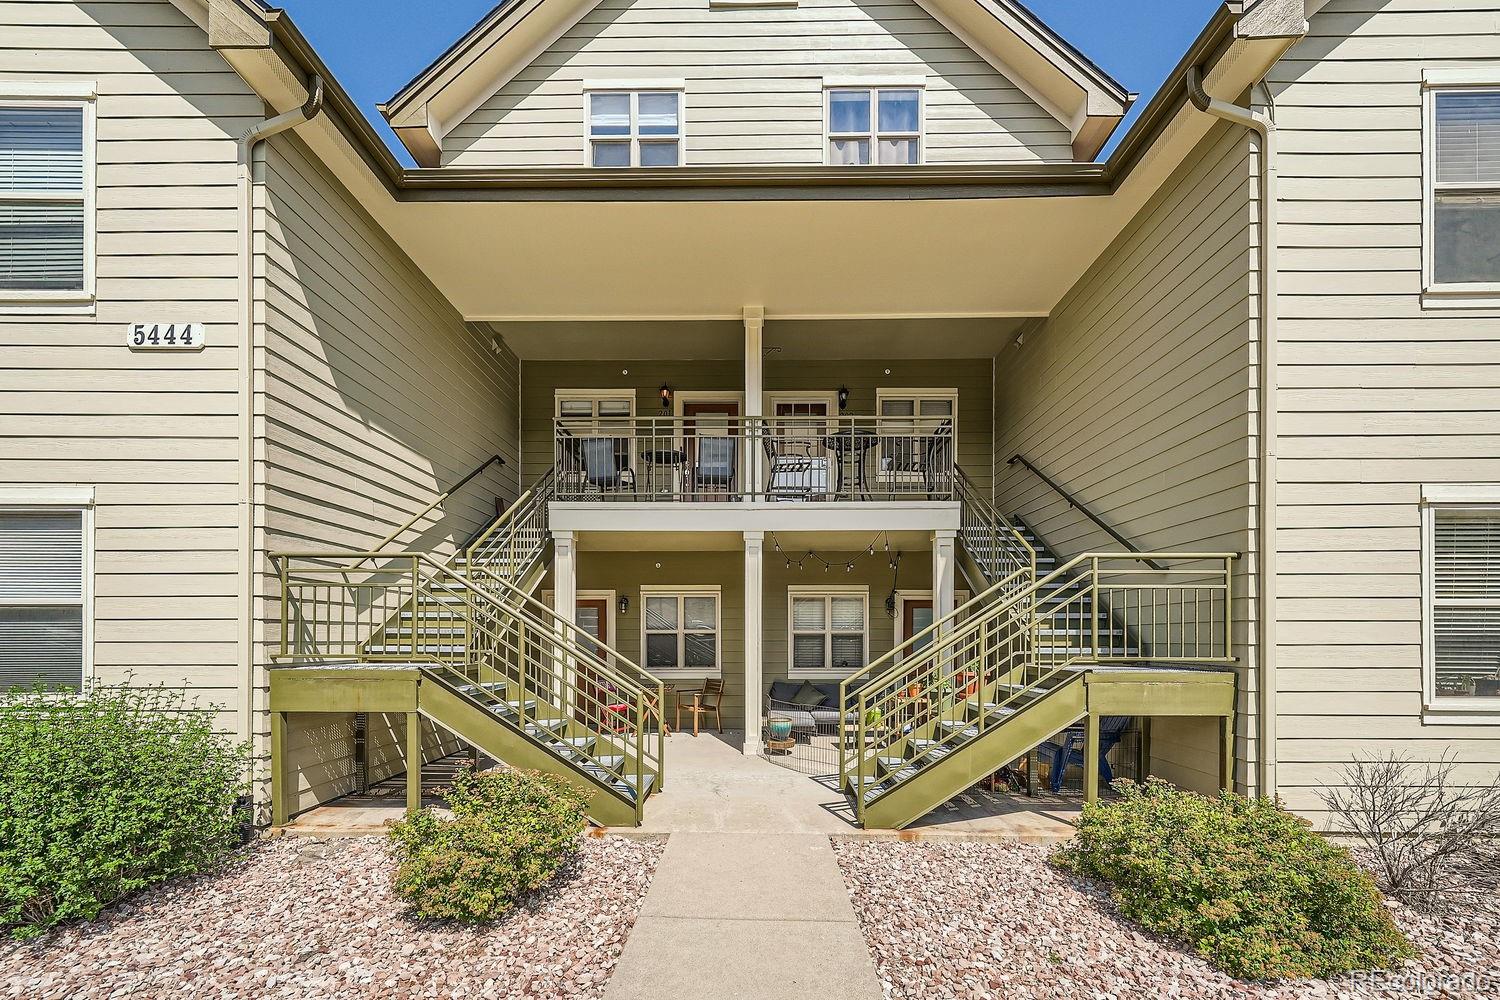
[954,467,1036,589]
[838,550,1239,807]
[1007,454,1163,571]
[361,453,508,567]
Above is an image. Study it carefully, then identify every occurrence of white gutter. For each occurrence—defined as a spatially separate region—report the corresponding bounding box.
[236,76,325,784]
[1186,65,1279,798]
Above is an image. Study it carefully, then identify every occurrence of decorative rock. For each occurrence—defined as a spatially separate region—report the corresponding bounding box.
[0,835,664,1000]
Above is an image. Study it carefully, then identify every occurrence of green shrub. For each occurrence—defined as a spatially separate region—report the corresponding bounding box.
[388,766,589,922]
[0,683,247,940]
[1052,778,1414,980]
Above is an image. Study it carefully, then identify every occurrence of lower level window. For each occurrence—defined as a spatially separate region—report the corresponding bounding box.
[791,589,868,676]
[1428,504,1500,705]
[643,589,719,674]
[0,508,86,689]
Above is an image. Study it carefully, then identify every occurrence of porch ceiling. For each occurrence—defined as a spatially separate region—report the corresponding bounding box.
[380,193,1131,324]
[574,529,938,552]
[491,316,1028,361]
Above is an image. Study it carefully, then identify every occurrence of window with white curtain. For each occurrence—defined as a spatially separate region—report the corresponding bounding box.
[587,91,682,167]
[825,87,922,166]
[642,589,719,675]
[1426,87,1500,289]
[0,509,87,689]
[790,589,868,676]
[1426,503,1500,707]
[0,100,91,298]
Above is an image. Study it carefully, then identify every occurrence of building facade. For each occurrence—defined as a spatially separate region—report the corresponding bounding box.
[2,0,1498,828]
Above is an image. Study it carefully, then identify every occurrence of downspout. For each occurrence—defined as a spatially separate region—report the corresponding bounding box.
[236,76,325,785]
[1186,65,1278,799]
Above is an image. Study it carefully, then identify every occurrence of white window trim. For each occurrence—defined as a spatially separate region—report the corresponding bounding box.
[875,387,959,447]
[0,86,97,313]
[1,494,95,690]
[822,83,925,167]
[1420,484,1500,722]
[1420,73,1500,309]
[582,85,687,168]
[640,585,721,678]
[788,585,870,679]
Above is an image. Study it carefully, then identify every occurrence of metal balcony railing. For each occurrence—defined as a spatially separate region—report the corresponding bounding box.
[553,415,955,502]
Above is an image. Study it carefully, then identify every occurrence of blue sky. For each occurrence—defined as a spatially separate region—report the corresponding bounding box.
[276,0,1222,164]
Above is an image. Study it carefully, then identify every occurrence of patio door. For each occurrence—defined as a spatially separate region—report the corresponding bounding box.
[768,399,833,500]
[682,401,739,500]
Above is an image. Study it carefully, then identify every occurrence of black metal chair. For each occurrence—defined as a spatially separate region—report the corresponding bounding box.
[580,437,635,494]
[692,436,737,496]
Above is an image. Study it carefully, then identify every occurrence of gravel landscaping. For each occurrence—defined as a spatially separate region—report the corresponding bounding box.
[1,833,665,1000]
[833,839,1500,1000]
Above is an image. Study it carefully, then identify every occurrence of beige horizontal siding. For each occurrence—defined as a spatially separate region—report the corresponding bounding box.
[442,0,1073,168]
[1265,0,1500,822]
[0,1,249,711]
[258,131,522,810]
[992,121,1257,792]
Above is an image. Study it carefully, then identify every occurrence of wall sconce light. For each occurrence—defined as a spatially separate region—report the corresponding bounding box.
[659,385,673,411]
[618,595,630,615]
[837,385,850,412]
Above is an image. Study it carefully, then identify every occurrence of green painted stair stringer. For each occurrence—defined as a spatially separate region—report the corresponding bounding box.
[858,671,1087,830]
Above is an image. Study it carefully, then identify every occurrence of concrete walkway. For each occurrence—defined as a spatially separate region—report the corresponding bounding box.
[606,734,883,999]
[604,831,882,1000]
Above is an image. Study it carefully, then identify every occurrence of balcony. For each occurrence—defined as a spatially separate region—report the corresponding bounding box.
[553,415,955,503]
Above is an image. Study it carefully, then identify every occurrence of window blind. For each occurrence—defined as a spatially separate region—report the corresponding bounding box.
[0,105,86,293]
[1436,91,1500,186]
[0,510,85,689]
[0,107,83,192]
[1432,512,1500,697]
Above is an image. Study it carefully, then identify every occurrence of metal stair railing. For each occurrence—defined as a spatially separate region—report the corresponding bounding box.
[954,468,1036,596]
[461,467,555,585]
[839,551,1236,825]
[270,547,666,818]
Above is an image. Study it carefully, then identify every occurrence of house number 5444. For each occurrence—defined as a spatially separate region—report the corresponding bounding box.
[126,323,207,351]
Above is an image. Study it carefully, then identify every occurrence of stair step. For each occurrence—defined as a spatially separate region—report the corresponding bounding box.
[523,718,568,737]
[571,753,625,771]
[876,755,907,771]
[937,721,979,739]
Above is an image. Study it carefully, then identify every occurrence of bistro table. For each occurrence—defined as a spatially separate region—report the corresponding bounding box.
[820,427,880,499]
[641,447,687,496]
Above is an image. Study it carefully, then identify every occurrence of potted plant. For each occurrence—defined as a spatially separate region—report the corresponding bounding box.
[768,716,794,742]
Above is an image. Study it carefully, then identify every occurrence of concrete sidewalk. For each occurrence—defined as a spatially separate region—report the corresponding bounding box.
[603,831,883,1000]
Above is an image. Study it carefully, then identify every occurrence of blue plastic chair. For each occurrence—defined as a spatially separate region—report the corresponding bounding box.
[1040,716,1133,793]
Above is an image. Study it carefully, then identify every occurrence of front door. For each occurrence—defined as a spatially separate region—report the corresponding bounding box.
[574,598,610,726]
[902,599,935,656]
[682,401,740,499]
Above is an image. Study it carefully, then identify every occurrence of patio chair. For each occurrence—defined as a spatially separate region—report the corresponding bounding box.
[692,436,737,496]
[763,430,828,500]
[920,418,954,495]
[674,677,724,734]
[580,436,635,494]
[1038,715,1133,793]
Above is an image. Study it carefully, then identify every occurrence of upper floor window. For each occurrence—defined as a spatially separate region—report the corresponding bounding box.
[587,90,682,167]
[825,87,922,166]
[0,95,93,303]
[1425,84,1500,295]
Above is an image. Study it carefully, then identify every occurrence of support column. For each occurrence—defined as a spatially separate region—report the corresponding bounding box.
[743,530,764,756]
[406,711,423,815]
[933,529,957,628]
[1220,715,1235,793]
[271,710,288,827]
[744,306,764,497]
[1084,712,1101,804]
[553,530,576,712]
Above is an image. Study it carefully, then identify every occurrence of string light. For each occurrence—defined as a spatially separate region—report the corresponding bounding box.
[767,532,889,575]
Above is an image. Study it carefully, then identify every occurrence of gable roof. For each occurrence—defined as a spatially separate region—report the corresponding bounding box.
[378,0,1134,166]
